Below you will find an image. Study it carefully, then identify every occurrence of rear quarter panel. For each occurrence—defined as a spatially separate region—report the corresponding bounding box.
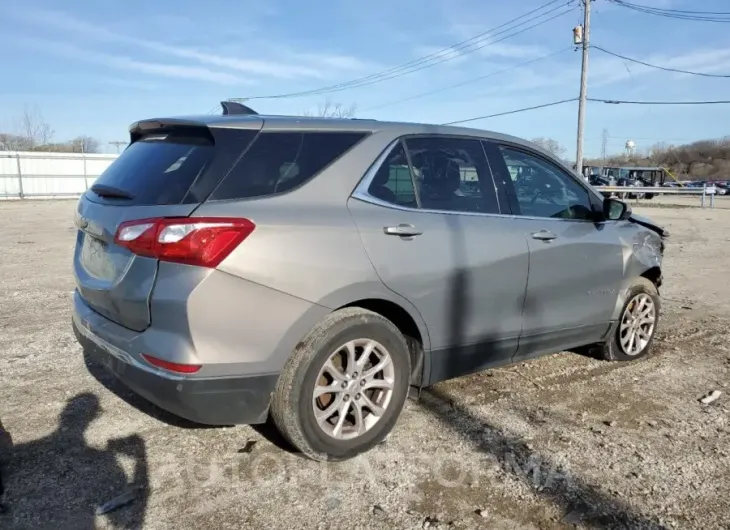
[190,198,432,370]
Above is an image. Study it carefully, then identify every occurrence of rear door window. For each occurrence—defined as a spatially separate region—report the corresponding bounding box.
[210,131,368,200]
[404,136,499,214]
[89,128,257,206]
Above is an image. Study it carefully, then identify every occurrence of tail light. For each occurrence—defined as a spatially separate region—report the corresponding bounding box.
[142,353,201,374]
[114,217,255,268]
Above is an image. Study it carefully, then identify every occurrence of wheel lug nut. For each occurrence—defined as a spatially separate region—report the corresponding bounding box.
[344,394,350,401]
[360,379,366,386]
[355,393,361,400]
[352,372,358,378]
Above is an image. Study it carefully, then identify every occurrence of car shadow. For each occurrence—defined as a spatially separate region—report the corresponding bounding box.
[84,350,211,430]
[250,419,298,454]
[420,387,667,529]
[1,393,149,529]
[84,350,300,454]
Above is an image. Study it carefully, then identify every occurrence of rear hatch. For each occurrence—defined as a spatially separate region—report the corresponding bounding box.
[74,118,261,331]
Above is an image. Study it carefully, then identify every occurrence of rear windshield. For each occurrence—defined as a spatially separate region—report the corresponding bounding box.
[209,131,368,200]
[89,128,257,206]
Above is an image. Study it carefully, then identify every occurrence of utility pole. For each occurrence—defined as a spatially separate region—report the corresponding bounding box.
[575,0,591,176]
[108,141,127,153]
[601,128,609,165]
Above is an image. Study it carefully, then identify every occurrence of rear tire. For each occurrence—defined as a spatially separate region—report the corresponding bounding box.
[270,307,411,462]
[599,277,660,361]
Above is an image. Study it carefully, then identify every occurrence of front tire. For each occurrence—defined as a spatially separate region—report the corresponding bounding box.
[270,307,411,462]
[600,277,660,361]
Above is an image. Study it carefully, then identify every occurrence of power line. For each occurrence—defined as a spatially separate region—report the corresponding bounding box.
[442,98,578,125]
[440,96,730,128]
[589,98,730,105]
[610,0,730,15]
[592,45,730,78]
[608,0,730,22]
[108,141,127,153]
[245,3,574,100]
[236,0,575,100]
[362,47,573,112]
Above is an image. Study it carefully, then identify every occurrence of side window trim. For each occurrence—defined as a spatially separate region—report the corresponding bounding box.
[351,137,408,207]
[353,133,502,215]
[400,138,422,209]
[355,134,598,221]
[481,140,519,215]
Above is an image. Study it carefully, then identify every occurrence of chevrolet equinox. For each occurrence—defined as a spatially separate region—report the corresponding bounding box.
[72,104,667,461]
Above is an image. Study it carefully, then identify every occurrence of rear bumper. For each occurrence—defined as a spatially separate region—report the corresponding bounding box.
[72,313,277,426]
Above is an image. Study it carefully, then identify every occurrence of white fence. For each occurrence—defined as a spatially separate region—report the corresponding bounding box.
[0,151,118,199]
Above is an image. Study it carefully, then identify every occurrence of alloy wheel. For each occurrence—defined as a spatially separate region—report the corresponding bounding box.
[312,339,395,440]
[619,293,656,356]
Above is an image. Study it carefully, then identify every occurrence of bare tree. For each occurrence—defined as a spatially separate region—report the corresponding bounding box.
[18,105,54,150]
[69,136,101,153]
[0,133,28,151]
[530,137,567,159]
[1,106,104,153]
[303,98,357,118]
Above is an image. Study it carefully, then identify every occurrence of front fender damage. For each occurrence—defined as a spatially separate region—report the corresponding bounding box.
[610,226,665,321]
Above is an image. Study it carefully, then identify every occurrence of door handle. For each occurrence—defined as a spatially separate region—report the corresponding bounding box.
[384,224,423,237]
[531,230,558,241]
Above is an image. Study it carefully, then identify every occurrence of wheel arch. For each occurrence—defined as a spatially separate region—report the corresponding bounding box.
[640,265,662,288]
[316,284,431,387]
[337,298,429,386]
[611,265,663,321]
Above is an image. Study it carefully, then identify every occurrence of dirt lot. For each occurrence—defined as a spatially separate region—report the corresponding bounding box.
[1,200,729,530]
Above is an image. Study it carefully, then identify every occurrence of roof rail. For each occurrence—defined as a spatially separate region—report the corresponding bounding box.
[220,101,258,116]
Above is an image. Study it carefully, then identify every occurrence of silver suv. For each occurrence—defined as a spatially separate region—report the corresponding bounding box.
[72,106,667,461]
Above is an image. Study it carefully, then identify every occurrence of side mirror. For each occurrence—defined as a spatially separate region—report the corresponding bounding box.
[603,197,631,221]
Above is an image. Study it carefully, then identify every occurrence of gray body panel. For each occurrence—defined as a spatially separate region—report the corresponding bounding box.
[74,268,328,378]
[347,198,529,381]
[71,112,666,425]
[74,199,199,331]
[510,216,624,361]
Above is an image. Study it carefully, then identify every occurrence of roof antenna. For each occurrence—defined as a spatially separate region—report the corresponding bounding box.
[220,100,258,116]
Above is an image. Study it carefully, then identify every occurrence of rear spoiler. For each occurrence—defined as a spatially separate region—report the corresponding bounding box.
[127,102,258,143]
[128,118,211,144]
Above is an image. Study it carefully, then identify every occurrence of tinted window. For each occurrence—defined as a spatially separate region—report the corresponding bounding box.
[367,142,418,207]
[211,132,367,200]
[405,136,499,214]
[91,128,241,206]
[498,146,593,220]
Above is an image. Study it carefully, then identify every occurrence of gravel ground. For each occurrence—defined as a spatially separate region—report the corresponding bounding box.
[1,200,729,530]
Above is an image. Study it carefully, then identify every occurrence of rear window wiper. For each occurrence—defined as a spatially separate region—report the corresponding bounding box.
[90,184,135,200]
